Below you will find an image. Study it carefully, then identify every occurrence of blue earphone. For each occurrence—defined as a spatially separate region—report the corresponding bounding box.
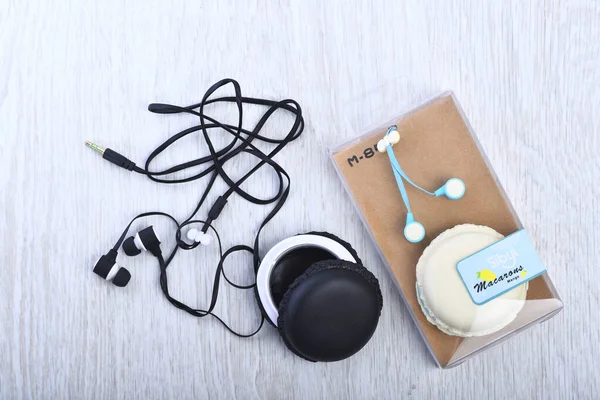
[378,126,466,243]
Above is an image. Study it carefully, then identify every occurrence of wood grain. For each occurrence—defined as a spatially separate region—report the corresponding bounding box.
[1,0,598,399]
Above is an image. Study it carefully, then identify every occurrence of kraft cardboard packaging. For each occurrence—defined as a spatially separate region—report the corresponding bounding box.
[329,92,563,368]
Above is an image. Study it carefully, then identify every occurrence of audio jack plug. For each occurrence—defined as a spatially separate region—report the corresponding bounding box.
[85,141,137,171]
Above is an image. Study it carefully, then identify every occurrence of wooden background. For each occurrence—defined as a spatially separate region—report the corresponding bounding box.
[1,0,598,399]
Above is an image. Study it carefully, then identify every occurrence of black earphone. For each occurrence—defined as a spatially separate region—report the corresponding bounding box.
[89,79,382,361]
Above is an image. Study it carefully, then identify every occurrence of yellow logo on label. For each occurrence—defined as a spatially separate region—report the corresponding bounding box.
[476,269,497,282]
[473,266,524,293]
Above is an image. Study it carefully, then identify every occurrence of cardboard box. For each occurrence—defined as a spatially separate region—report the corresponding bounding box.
[330,93,563,367]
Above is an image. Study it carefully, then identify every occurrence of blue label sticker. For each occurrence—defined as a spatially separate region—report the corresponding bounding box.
[456,229,546,305]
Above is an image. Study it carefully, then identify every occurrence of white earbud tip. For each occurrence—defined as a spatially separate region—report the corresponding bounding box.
[187,228,199,241]
[445,178,466,200]
[377,139,388,153]
[388,130,400,144]
[199,233,213,246]
[404,222,425,243]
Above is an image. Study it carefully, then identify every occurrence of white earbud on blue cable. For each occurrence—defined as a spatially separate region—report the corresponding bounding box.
[434,177,466,200]
[404,213,426,243]
[377,126,466,243]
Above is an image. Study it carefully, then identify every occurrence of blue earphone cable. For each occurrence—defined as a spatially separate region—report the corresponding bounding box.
[390,161,436,196]
[386,146,413,213]
[384,126,437,199]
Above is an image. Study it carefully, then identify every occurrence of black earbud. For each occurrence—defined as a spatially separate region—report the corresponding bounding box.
[93,250,132,287]
[122,226,162,257]
[112,268,132,287]
[94,226,162,288]
[122,237,142,256]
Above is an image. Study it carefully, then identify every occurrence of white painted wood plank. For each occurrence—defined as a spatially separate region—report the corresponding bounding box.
[1,0,598,398]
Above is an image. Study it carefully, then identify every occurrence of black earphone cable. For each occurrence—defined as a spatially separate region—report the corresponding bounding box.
[89,78,304,337]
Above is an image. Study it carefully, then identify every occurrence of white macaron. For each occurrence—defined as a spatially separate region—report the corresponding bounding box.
[415,224,528,337]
